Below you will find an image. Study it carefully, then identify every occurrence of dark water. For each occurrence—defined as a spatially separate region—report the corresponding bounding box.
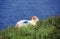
[0,0,60,30]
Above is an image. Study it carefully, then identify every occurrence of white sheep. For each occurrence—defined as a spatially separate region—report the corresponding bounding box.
[15,16,39,28]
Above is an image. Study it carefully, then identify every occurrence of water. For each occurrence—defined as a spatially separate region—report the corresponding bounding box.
[0,0,60,30]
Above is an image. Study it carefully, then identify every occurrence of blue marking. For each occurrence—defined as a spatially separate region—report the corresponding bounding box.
[23,21,28,23]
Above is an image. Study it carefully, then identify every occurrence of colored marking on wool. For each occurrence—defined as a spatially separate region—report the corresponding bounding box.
[23,21,28,23]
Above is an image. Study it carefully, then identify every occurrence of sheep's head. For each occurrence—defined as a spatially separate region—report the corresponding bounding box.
[31,16,39,22]
[29,16,39,26]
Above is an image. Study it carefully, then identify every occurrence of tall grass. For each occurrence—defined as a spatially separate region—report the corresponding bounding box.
[0,16,60,39]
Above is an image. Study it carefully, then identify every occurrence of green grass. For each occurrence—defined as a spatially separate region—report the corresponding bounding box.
[0,16,60,39]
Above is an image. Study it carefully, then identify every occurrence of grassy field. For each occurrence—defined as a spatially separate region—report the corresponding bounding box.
[0,16,60,39]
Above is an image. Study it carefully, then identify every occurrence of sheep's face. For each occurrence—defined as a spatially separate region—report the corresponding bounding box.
[32,16,39,21]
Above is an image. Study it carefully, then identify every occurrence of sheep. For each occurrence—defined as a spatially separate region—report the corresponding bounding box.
[15,16,39,28]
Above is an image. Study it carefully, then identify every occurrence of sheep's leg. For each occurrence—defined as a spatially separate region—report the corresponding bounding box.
[15,24,19,28]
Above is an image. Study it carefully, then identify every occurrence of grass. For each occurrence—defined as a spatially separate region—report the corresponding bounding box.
[0,16,60,39]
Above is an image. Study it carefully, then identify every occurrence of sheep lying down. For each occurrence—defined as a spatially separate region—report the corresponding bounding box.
[15,20,37,28]
[15,16,39,28]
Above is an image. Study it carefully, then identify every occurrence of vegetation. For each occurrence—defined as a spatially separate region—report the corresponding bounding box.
[0,16,60,39]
